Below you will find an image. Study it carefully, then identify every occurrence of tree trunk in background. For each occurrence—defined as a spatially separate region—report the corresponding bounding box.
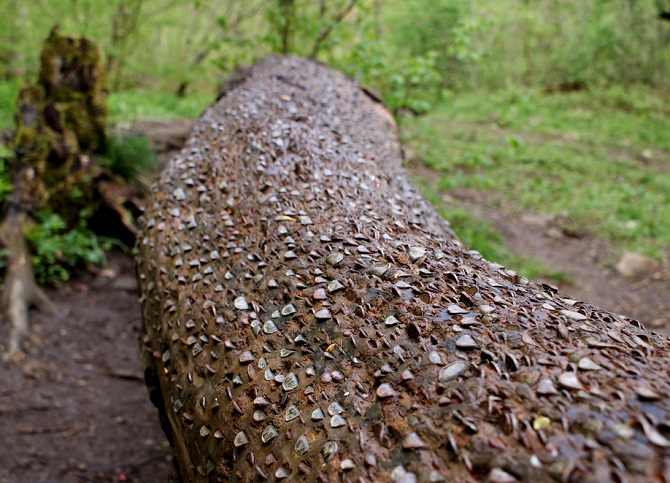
[279,0,294,54]
[137,56,670,482]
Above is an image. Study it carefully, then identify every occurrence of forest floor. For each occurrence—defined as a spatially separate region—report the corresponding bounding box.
[0,119,667,482]
[0,251,175,482]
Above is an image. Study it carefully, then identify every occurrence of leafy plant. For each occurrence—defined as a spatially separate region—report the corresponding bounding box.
[386,51,442,115]
[25,211,111,286]
[100,134,156,187]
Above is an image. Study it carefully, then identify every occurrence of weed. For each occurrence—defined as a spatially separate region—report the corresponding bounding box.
[25,211,111,286]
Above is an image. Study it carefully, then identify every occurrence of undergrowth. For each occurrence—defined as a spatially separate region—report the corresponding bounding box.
[25,211,112,286]
[101,134,157,188]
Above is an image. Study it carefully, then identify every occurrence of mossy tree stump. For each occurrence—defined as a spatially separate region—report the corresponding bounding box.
[12,26,107,220]
[2,28,134,361]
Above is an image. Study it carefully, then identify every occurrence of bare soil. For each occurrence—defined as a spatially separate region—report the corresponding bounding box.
[0,118,667,482]
[0,251,174,482]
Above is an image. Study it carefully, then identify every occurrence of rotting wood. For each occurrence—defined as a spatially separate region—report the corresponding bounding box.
[12,27,108,219]
[137,56,670,482]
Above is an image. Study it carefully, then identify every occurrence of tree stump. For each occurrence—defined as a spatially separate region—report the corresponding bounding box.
[2,29,137,360]
[137,56,670,482]
[12,26,107,219]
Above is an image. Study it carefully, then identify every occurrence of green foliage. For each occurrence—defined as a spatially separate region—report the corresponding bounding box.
[2,0,670,97]
[382,0,483,89]
[383,51,442,114]
[25,211,110,286]
[100,134,156,186]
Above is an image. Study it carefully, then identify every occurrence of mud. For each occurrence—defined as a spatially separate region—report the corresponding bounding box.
[0,251,173,482]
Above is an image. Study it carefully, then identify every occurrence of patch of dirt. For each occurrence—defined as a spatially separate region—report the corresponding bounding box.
[0,251,175,482]
[441,187,670,335]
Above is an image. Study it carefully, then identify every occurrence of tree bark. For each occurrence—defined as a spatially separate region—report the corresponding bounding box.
[0,208,57,362]
[278,0,295,55]
[137,56,670,482]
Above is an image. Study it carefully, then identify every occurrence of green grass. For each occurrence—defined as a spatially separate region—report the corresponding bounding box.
[0,79,21,130]
[405,85,670,262]
[108,90,213,125]
[431,86,670,151]
[100,135,157,188]
[0,82,212,131]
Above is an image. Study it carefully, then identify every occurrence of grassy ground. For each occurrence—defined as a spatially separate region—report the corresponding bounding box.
[0,84,211,130]
[107,91,212,125]
[403,85,670,277]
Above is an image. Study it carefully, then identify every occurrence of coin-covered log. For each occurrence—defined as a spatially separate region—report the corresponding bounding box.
[137,56,670,482]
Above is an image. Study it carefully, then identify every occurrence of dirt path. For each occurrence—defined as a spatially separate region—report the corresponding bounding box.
[447,188,670,334]
[0,252,174,482]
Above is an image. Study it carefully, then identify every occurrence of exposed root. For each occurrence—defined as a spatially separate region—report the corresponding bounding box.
[0,210,57,363]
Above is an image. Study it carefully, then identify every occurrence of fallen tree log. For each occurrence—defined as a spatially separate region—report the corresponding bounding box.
[137,56,670,482]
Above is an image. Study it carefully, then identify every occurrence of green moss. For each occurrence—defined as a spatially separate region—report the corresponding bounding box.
[37,27,108,153]
[11,28,108,217]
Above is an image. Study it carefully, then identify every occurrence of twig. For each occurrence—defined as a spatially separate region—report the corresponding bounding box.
[19,426,71,435]
[62,424,89,438]
[103,369,145,382]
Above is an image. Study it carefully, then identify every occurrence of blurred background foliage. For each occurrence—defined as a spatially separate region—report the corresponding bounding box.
[2,0,669,112]
[1,0,669,283]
